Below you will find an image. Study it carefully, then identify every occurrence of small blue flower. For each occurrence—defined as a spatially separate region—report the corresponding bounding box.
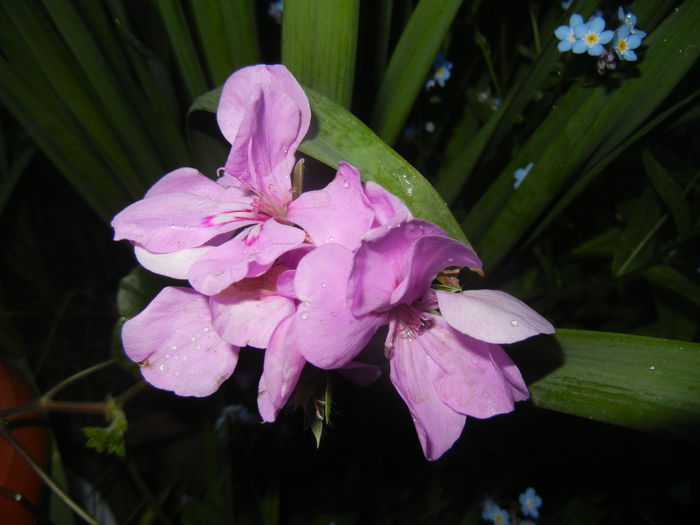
[268,0,283,24]
[490,507,510,525]
[554,13,584,52]
[613,25,643,61]
[573,16,614,56]
[618,6,647,37]
[481,497,498,521]
[425,53,452,89]
[519,487,543,519]
[561,0,573,10]
[513,162,534,189]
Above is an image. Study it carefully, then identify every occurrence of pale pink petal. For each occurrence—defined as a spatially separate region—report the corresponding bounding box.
[217,65,310,148]
[435,289,554,344]
[144,167,251,200]
[275,269,297,299]
[291,243,386,369]
[112,192,259,253]
[210,268,296,348]
[488,343,529,402]
[121,287,239,397]
[389,328,466,461]
[224,85,299,205]
[257,316,307,422]
[348,220,481,316]
[288,162,375,250]
[391,231,482,307]
[188,220,306,295]
[337,362,382,387]
[133,234,229,279]
[363,181,413,226]
[418,315,521,419]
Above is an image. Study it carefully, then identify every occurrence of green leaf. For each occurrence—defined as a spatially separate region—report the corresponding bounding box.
[282,0,360,109]
[82,398,128,457]
[464,0,700,269]
[371,0,464,145]
[523,329,700,437]
[643,150,692,239]
[190,0,260,86]
[190,85,468,243]
[643,265,700,308]
[156,0,209,101]
[611,188,663,276]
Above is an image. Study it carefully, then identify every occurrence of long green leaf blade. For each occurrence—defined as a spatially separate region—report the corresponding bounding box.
[282,0,360,108]
[524,329,700,437]
[371,0,464,145]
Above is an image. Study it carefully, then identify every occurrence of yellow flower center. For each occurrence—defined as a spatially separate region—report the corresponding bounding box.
[586,33,599,45]
[618,39,628,51]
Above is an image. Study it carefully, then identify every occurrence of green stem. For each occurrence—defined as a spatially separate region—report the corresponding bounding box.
[42,358,117,401]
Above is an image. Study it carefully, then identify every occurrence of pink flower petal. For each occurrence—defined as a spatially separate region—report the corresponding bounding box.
[418,315,522,419]
[133,234,229,279]
[488,343,529,402]
[348,220,481,315]
[210,267,296,348]
[144,167,251,200]
[188,220,306,295]
[121,287,239,397]
[224,84,302,206]
[363,181,413,226]
[291,243,386,369]
[257,316,307,422]
[435,289,554,344]
[389,328,466,461]
[288,162,375,250]
[112,191,258,253]
[217,65,310,149]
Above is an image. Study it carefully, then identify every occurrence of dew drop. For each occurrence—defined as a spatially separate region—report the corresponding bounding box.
[203,327,210,332]
[328,235,335,242]
[165,353,171,359]
[649,365,656,371]
[343,180,350,189]
[182,355,188,362]
[159,364,166,372]
[321,282,327,288]
[320,319,326,325]
[331,311,338,317]
[510,320,519,327]
[301,313,309,320]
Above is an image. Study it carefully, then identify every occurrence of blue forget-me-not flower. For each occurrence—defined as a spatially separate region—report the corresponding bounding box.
[555,14,584,52]
[425,53,453,89]
[519,487,543,518]
[573,16,614,56]
[613,25,643,61]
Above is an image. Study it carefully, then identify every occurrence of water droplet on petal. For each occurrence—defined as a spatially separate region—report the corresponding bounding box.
[343,180,350,189]
[320,319,326,325]
[301,313,309,320]
[510,320,519,327]
[159,364,166,372]
[321,282,327,288]
[331,311,337,317]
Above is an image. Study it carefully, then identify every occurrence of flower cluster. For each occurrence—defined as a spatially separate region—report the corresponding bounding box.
[482,487,542,524]
[112,65,554,460]
[555,7,646,73]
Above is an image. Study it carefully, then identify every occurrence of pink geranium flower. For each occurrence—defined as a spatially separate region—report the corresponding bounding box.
[112,65,378,296]
[284,219,554,460]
